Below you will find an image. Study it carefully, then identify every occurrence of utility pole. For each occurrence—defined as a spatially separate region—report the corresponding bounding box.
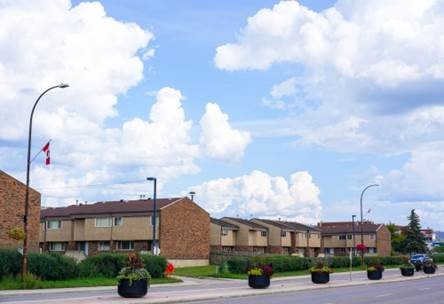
[147,177,159,255]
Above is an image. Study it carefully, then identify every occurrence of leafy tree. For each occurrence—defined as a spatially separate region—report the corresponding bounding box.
[403,209,428,254]
[386,223,406,254]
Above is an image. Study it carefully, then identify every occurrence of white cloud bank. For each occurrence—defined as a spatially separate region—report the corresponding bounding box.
[0,0,251,206]
[189,170,322,224]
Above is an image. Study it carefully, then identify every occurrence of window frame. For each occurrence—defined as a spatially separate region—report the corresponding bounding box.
[98,241,111,251]
[47,220,62,230]
[95,217,113,228]
[114,217,123,226]
[260,231,267,237]
[49,242,65,251]
[116,241,134,251]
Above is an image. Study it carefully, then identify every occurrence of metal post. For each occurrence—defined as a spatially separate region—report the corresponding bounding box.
[352,215,356,256]
[147,177,158,255]
[359,184,378,267]
[22,83,69,277]
[306,229,310,257]
[189,191,195,201]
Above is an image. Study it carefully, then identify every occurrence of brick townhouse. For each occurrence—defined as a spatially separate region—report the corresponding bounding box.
[40,197,210,266]
[0,170,40,252]
[210,218,239,252]
[319,221,391,256]
[251,219,321,256]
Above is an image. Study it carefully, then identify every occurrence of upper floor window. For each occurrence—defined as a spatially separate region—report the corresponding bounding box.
[281,231,287,237]
[114,217,123,226]
[95,217,113,227]
[49,242,65,251]
[339,235,347,240]
[116,241,134,251]
[221,229,229,236]
[261,231,267,237]
[347,234,353,240]
[148,216,160,226]
[47,220,61,229]
[369,234,375,240]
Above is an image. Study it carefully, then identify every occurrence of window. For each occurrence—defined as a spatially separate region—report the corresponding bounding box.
[261,231,267,237]
[116,241,134,250]
[221,229,229,236]
[369,247,376,254]
[347,234,353,240]
[98,241,111,251]
[95,217,112,227]
[49,242,65,251]
[281,231,287,237]
[302,233,306,239]
[222,246,233,252]
[369,234,375,240]
[148,216,160,226]
[47,220,61,229]
[114,217,123,226]
[339,235,347,240]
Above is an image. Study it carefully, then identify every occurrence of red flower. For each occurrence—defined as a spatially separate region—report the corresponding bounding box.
[356,243,367,251]
[164,262,175,276]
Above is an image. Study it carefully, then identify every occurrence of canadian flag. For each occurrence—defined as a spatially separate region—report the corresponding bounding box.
[42,142,50,166]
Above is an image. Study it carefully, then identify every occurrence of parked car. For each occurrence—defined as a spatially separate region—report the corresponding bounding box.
[409,254,429,264]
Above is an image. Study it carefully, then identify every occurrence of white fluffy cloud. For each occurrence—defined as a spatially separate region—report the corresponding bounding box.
[200,103,251,161]
[0,1,251,206]
[189,170,322,224]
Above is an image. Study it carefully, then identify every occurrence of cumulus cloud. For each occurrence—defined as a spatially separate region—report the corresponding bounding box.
[200,103,251,161]
[189,170,322,224]
[0,1,251,206]
[215,0,444,113]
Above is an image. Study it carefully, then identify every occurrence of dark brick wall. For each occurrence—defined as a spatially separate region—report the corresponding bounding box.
[376,225,392,256]
[159,198,210,259]
[0,171,40,252]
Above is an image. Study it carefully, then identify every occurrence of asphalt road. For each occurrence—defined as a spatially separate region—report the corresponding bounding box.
[187,275,444,304]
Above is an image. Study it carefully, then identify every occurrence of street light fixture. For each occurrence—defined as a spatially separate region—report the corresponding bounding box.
[359,184,379,266]
[147,177,159,255]
[22,83,69,277]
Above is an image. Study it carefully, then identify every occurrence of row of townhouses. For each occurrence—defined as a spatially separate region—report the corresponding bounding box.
[1,170,392,265]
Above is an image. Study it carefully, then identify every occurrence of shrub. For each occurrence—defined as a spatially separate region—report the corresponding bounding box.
[0,249,21,279]
[432,253,444,263]
[141,254,167,278]
[78,253,127,278]
[28,253,78,280]
[20,273,43,289]
[227,257,250,274]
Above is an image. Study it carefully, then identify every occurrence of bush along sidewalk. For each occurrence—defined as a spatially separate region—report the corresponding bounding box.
[0,249,176,290]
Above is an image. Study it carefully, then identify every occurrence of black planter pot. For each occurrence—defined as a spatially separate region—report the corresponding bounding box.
[118,279,148,298]
[248,275,270,289]
[423,266,436,274]
[367,270,383,280]
[311,271,330,284]
[400,268,414,277]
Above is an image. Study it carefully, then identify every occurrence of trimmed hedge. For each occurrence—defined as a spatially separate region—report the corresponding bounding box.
[28,253,78,280]
[79,253,167,278]
[0,249,21,279]
[432,254,444,263]
[226,255,407,274]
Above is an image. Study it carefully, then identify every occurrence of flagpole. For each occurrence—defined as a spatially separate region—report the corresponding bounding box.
[30,139,52,164]
[22,84,68,278]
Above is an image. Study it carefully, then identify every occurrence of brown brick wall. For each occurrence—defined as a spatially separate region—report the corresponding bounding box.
[376,225,392,256]
[267,246,284,254]
[234,245,253,252]
[0,171,40,252]
[159,198,210,259]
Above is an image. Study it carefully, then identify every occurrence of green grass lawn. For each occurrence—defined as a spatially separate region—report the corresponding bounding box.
[0,276,182,290]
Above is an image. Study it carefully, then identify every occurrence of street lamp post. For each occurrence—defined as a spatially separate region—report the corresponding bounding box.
[352,215,356,256]
[306,229,310,257]
[22,83,69,277]
[147,177,158,255]
[359,184,378,266]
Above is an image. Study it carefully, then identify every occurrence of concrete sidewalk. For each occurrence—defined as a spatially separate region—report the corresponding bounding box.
[1,268,443,304]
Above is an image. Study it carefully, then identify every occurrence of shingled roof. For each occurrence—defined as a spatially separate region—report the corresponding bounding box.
[254,219,321,232]
[210,218,239,229]
[319,221,382,234]
[40,198,183,219]
[221,217,268,230]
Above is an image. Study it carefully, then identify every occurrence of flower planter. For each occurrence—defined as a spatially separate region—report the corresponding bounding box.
[118,279,148,298]
[311,271,330,284]
[367,270,383,280]
[400,268,414,277]
[248,275,270,289]
[423,266,436,274]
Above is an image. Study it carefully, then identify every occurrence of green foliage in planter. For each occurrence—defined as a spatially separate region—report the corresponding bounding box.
[310,260,332,273]
[28,253,78,280]
[0,249,21,278]
[78,253,127,278]
[140,254,167,278]
[117,254,151,286]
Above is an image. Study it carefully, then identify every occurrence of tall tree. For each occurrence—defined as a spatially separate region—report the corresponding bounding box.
[404,209,428,254]
[386,222,406,254]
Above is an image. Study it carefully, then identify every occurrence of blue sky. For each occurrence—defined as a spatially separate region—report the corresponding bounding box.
[1,0,444,229]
